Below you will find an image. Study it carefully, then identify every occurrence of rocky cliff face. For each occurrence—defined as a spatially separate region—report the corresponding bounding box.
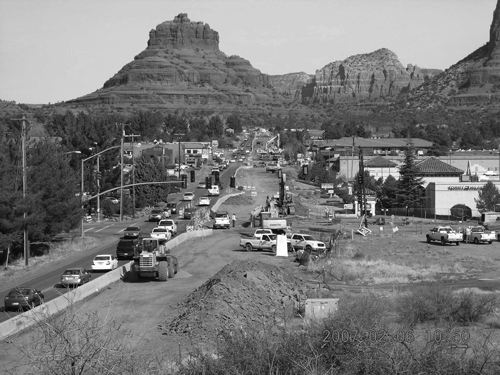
[67,13,280,109]
[268,72,314,99]
[404,0,500,109]
[299,48,441,104]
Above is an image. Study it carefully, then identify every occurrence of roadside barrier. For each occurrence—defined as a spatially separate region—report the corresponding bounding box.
[0,228,213,341]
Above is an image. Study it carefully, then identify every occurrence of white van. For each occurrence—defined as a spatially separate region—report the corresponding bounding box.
[208,185,220,196]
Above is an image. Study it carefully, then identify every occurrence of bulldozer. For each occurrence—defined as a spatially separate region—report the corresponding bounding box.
[129,238,178,281]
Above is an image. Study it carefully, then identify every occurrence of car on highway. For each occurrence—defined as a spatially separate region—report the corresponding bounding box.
[184,207,195,219]
[4,287,44,311]
[197,181,206,189]
[60,268,92,287]
[198,196,211,206]
[116,238,140,260]
[183,192,195,201]
[123,226,142,239]
[157,219,178,235]
[149,208,166,222]
[166,202,178,214]
[91,254,119,272]
[150,227,172,240]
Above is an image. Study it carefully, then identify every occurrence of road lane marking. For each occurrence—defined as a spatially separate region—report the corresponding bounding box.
[95,225,112,233]
[84,227,95,232]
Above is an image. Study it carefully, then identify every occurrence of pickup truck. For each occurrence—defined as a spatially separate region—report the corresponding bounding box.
[426,226,462,246]
[289,234,326,253]
[213,212,230,229]
[240,234,277,252]
[469,226,496,244]
[265,163,279,173]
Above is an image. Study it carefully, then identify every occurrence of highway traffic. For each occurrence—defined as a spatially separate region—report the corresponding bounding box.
[0,161,241,323]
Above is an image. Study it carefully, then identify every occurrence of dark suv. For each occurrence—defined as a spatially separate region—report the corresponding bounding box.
[116,238,140,260]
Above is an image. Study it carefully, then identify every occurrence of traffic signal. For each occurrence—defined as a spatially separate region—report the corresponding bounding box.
[357,174,363,186]
[302,164,308,176]
[181,174,187,189]
[230,176,236,188]
[214,172,220,184]
[190,170,195,182]
[357,191,363,203]
[277,169,282,179]
[207,176,212,189]
[205,176,210,189]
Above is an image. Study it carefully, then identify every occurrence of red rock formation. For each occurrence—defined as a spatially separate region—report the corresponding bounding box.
[68,13,278,109]
[300,48,440,104]
[404,0,500,108]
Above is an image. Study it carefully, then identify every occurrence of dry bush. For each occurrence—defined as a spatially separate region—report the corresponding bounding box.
[308,257,453,285]
[6,304,175,375]
[397,285,499,326]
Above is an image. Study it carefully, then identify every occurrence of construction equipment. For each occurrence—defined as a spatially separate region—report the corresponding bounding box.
[130,238,178,281]
[277,172,295,215]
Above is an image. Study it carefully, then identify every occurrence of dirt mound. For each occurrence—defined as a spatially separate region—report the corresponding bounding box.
[222,194,254,206]
[165,260,306,340]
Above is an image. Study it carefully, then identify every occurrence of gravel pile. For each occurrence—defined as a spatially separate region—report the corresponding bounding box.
[222,194,254,205]
[164,260,306,340]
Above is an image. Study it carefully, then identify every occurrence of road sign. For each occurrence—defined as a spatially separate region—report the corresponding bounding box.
[321,183,334,189]
[344,203,353,209]
[328,190,334,194]
[251,191,257,197]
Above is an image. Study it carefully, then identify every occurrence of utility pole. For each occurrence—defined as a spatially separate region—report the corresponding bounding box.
[21,116,28,267]
[131,135,136,218]
[11,116,29,266]
[173,133,185,179]
[119,123,139,221]
[359,147,368,228]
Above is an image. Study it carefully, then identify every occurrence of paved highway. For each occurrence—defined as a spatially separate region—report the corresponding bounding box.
[0,161,241,323]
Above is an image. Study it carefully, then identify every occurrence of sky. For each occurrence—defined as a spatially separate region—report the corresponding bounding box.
[0,0,497,104]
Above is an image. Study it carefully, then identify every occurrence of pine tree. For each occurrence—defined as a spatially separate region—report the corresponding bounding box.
[475,181,500,212]
[395,141,425,209]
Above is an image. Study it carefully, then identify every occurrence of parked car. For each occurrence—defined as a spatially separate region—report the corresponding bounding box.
[157,219,178,235]
[91,254,119,272]
[60,268,92,287]
[166,202,178,214]
[198,196,211,206]
[123,226,142,239]
[469,226,496,244]
[4,287,44,311]
[183,192,195,201]
[116,238,140,260]
[289,234,326,253]
[149,208,166,222]
[240,234,277,252]
[213,212,230,229]
[426,226,462,246]
[150,227,172,240]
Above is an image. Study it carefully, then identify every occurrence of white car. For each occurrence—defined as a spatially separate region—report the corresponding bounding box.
[183,192,195,201]
[150,227,172,240]
[198,196,211,206]
[157,219,178,236]
[230,159,236,163]
[91,254,118,272]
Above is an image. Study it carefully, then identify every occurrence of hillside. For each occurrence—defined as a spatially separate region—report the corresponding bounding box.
[403,0,500,110]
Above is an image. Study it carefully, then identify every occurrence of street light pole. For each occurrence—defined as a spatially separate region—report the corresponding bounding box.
[81,145,121,237]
